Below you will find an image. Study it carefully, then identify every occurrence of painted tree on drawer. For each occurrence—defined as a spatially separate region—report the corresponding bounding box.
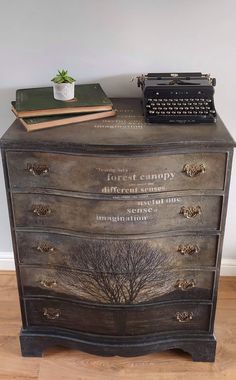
[57,240,174,304]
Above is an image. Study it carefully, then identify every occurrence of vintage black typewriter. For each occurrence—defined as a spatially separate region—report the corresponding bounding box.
[137,72,216,124]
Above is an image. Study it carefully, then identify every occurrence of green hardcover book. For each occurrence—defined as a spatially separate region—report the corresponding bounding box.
[12,105,116,132]
[13,83,113,117]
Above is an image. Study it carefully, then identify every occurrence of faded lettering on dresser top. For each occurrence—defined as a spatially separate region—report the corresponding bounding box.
[0,99,235,151]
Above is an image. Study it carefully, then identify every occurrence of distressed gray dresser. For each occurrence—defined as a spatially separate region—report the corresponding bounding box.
[0,98,235,361]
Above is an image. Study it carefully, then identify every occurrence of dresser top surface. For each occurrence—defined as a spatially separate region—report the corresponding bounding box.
[0,98,235,152]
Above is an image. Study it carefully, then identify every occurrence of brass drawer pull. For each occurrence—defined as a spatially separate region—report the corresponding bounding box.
[177,244,200,256]
[40,279,57,288]
[43,307,60,320]
[175,279,196,291]
[182,163,206,177]
[36,244,56,254]
[33,205,52,216]
[26,163,49,176]
[176,311,193,323]
[179,206,201,219]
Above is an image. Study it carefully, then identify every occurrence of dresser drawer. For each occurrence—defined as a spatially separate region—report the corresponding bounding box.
[20,266,214,303]
[6,151,226,194]
[25,298,212,336]
[13,193,222,234]
[16,231,218,268]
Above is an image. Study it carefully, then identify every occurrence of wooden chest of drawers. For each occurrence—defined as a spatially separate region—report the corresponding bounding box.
[0,98,235,361]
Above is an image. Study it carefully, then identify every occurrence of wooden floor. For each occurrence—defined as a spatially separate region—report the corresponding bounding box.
[0,273,236,380]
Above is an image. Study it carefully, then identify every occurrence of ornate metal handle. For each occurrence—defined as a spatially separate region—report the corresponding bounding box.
[26,163,50,176]
[40,279,57,288]
[43,307,60,320]
[33,205,52,216]
[182,163,206,177]
[176,311,193,323]
[175,279,196,291]
[36,244,56,254]
[177,244,200,256]
[179,206,202,219]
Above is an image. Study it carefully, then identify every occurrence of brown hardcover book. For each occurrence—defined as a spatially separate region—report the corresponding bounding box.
[18,109,117,132]
[13,83,113,117]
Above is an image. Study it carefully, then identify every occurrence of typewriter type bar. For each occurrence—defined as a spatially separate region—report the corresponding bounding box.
[138,72,217,124]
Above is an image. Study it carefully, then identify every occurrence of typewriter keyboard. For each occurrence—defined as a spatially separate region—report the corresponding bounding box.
[146,97,216,116]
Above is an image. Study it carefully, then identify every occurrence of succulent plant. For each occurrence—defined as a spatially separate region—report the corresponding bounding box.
[51,69,75,84]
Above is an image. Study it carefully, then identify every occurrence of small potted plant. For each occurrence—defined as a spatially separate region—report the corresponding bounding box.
[51,69,76,101]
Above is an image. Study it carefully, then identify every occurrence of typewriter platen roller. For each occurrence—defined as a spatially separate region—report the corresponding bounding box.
[137,72,217,124]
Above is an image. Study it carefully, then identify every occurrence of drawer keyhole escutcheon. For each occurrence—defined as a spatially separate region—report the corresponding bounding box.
[40,279,57,288]
[177,244,200,256]
[26,163,50,176]
[182,163,206,177]
[176,311,193,323]
[32,205,52,217]
[43,307,60,320]
[175,279,196,291]
[179,206,202,219]
[36,244,56,254]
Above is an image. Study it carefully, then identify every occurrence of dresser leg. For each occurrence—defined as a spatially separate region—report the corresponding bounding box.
[20,334,44,357]
[181,339,216,362]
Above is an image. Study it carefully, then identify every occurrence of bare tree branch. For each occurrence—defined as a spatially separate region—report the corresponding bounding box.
[57,240,175,304]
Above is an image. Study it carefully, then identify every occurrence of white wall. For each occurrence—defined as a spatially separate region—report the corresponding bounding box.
[0,0,236,266]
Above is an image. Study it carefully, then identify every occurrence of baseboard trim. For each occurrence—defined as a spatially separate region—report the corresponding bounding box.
[0,252,235,275]
[0,252,15,270]
[220,259,236,276]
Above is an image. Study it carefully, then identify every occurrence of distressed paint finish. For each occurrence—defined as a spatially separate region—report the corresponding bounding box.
[0,98,235,361]
[12,193,222,234]
[0,99,235,152]
[25,298,212,336]
[6,151,226,194]
[16,231,219,268]
[20,265,215,303]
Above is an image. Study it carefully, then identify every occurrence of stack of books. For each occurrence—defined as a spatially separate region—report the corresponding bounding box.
[12,83,116,132]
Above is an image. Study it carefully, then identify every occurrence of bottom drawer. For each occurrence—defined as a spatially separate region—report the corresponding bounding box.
[25,298,211,336]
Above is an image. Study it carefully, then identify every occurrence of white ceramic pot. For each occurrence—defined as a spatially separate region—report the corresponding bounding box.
[53,82,75,101]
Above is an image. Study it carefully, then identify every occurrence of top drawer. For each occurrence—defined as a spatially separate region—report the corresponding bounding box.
[6,151,226,194]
